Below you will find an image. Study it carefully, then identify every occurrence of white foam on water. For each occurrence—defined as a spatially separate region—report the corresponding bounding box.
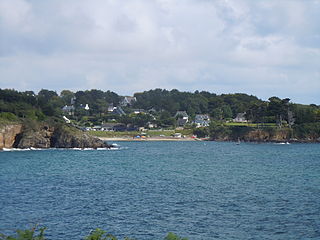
[1,147,123,152]
[2,148,30,152]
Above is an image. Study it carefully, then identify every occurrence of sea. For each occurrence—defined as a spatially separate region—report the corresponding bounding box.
[0,141,319,240]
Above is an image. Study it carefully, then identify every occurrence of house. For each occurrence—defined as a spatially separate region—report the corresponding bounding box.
[175,111,189,119]
[177,118,188,127]
[120,96,137,106]
[175,111,189,126]
[233,112,247,122]
[79,103,90,111]
[194,114,210,127]
[107,103,116,112]
[147,122,157,129]
[62,105,75,115]
[92,126,102,131]
[112,106,126,116]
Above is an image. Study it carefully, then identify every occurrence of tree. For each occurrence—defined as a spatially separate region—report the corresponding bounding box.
[38,89,58,103]
[193,127,208,138]
[267,97,291,127]
[60,90,75,105]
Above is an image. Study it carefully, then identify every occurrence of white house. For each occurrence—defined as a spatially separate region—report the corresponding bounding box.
[194,114,210,127]
[233,112,247,122]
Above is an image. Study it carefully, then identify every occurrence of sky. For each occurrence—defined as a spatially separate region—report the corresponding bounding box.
[0,0,319,104]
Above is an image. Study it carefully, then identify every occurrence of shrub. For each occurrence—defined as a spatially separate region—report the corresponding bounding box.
[0,226,46,240]
[0,112,18,121]
[1,227,188,240]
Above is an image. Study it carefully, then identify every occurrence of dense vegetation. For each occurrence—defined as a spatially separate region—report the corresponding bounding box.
[0,226,187,240]
[0,88,319,141]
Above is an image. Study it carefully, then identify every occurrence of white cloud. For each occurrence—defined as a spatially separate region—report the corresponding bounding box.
[0,0,319,104]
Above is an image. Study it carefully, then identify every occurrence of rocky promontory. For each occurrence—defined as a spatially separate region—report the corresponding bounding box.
[0,121,111,150]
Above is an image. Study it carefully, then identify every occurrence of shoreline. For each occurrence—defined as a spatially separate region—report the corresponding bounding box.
[99,137,199,141]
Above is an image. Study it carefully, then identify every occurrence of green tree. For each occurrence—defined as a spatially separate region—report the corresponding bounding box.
[209,121,231,140]
[60,90,75,105]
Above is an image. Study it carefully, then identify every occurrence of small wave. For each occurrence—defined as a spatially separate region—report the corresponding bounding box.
[70,147,120,151]
[1,146,122,152]
[1,147,47,152]
[2,148,30,152]
[275,142,290,145]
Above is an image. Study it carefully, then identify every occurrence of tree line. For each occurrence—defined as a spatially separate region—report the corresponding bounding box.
[0,88,319,130]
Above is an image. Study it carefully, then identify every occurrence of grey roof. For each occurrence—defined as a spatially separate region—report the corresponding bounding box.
[112,106,126,116]
[120,96,137,106]
[177,118,188,126]
[175,111,188,118]
[195,114,210,121]
[62,105,75,111]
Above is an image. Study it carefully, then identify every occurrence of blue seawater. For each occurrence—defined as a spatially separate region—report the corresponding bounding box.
[0,141,320,239]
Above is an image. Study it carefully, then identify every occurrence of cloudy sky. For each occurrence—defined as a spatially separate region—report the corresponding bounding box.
[0,0,319,104]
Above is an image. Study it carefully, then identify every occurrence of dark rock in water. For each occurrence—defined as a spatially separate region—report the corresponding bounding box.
[50,126,109,148]
[10,122,111,149]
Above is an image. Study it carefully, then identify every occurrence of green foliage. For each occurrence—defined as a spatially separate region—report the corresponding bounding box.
[0,226,46,240]
[60,90,75,105]
[292,104,318,124]
[0,112,18,121]
[158,111,175,127]
[84,228,118,240]
[209,121,231,140]
[193,127,208,138]
[229,126,254,140]
[0,87,319,140]
[1,227,187,240]
[164,232,188,240]
[75,89,120,115]
[293,122,320,140]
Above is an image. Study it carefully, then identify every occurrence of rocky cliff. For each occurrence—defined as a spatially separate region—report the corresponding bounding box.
[210,126,296,143]
[243,129,290,142]
[0,122,110,149]
[0,124,22,149]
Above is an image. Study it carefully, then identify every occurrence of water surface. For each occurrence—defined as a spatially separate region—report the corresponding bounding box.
[0,142,319,239]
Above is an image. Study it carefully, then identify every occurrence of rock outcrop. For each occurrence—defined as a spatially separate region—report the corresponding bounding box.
[210,126,295,143]
[14,125,54,149]
[0,122,110,149]
[50,125,108,148]
[0,124,23,149]
[243,129,290,142]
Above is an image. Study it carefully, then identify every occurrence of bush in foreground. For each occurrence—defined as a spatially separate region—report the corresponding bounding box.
[0,226,188,240]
